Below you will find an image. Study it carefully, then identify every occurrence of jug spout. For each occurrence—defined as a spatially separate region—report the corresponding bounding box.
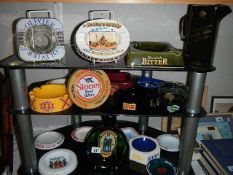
[216,5,232,21]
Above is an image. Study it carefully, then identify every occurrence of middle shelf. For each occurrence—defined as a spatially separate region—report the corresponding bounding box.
[11,77,206,117]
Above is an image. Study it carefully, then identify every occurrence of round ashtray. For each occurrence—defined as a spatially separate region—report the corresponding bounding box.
[47,78,66,84]
[29,84,72,113]
[121,127,139,140]
[146,158,177,175]
[71,126,93,142]
[38,148,78,175]
[67,70,111,109]
[157,134,180,152]
[34,131,64,150]
[129,136,160,165]
[132,136,157,152]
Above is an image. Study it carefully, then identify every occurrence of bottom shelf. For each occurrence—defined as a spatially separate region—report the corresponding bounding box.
[19,120,195,175]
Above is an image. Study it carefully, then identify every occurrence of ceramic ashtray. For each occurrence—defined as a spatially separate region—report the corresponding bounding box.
[121,127,139,140]
[47,78,66,84]
[129,135,160,165]
[71,126,93,142]
[34,131,64,150]
[38,148,78,175]
[74,18,130,63]
[157,134,180,152]
[146,158,177,175]
[29,84,72,113]
[67,70,111,109]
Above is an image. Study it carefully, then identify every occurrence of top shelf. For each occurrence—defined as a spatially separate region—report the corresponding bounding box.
[0,0,233,4]
[0,45,186,71]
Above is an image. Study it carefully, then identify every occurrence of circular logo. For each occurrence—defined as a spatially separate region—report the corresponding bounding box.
[76,74,102,101]
[67,70,111,109]
[40,100,55,112]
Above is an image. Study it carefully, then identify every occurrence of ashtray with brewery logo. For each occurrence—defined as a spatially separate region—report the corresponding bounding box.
[74,11,130,63]
[67,70,111,109]
[126,42,183,68]
[16,10,65,62]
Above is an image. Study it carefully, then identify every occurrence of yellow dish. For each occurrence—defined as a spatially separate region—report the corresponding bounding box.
[29,84,72,113]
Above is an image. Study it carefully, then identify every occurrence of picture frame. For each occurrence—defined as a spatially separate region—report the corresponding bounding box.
[210,96,233,113]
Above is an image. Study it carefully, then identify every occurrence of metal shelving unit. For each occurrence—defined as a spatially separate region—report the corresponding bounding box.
[0,44,207,175]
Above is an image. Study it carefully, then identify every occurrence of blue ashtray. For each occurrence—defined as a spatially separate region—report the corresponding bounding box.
[132,137,157,152]
[146,158,177,175]
[129,136,160,165]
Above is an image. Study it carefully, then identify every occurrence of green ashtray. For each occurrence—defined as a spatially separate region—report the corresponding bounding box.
[126,42,184,68]
[146,158,177,175]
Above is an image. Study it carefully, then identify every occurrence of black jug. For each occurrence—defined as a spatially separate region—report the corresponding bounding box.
[180,5,232,72]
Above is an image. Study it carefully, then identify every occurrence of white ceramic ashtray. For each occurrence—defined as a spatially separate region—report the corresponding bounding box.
[34,131,64,150]
[129,135,160,165]
[121,127,139,140]
[71,126,93,142]
[38,148,78,175]
[157,134,180,152]
[47,78,66,84]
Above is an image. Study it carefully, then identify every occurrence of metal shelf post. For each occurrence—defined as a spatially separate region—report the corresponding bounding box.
[138,70,152,134]
[178,72,207,175]
[71,114,82,128]
[7,69,37,174]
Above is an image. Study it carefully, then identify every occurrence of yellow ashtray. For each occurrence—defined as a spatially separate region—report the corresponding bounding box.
[29,84,72,113]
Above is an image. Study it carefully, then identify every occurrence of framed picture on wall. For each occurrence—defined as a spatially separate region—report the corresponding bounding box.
[210,96,233,113]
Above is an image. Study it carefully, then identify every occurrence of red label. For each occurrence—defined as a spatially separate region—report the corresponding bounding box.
[123,102,136,111]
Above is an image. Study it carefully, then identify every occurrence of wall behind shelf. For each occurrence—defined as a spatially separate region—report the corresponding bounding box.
[1,3,232,174]
[0,2,233,131]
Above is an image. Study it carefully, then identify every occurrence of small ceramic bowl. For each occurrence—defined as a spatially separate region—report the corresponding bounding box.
[146,158,177,175]
[157,134,180,164]
[34,131,64,150]
[38,148,78,175]
[71,126,93,142]
[121,127,139,140]
[47,78,66,84]
[157,134,180,152]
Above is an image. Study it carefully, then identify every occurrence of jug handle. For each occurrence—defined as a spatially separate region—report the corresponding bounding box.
[179,14,188,41]
[216,5,232,22]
